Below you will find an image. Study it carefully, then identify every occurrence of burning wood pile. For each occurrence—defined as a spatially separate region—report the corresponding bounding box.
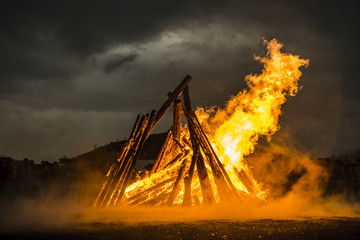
[94,39,309,208]
[94,75,254,207]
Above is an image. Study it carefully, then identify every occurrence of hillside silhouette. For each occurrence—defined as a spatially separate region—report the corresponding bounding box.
[0,132,167,205]
[60,132,168,174]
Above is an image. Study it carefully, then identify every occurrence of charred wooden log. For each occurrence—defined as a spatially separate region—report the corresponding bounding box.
[132,110,157,167]
[152,75,191,131]
[191,108,239,200]
[163,152,185,170]
[167,159,188,206]
[183,143,198,206]
[126,178,176,205]
[183,85,192,111]
[104,114,149,206]
[129,114,142,139]
[112,112,156,205]
[151,130,172,173]
[195,148,215,205]
[93,114,142,208]
[183,176,191,206]
[233,167,255,195]
[93,157,122,208]
[182,104,240,202]
[129,182,174,206]
[173,99,182,145]
[182,85,216,205]
[137,191,171,207]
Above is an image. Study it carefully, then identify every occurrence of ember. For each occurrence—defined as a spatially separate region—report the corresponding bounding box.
[94,39,309,208]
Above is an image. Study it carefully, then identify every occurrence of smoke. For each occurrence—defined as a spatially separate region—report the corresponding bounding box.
[0,197,81,231]
[1,133,359,233]
[82,135,359,222]
[0,154,108,232]
[2,143,359,234]
[74,138,360,225]
[242,134,360,218]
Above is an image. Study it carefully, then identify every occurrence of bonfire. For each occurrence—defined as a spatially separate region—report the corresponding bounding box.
[94,39,309,208]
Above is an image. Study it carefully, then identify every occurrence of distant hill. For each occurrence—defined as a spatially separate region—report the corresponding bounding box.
[0,132,169,204]
[61,132,168,174]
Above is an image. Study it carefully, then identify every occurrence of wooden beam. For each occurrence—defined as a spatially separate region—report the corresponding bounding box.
[167,159,188,206]
[196,149,215,205]
[93,114,143,208]
[107,114,149,206]
[173,99,182,142]
[182,142,198,207]
[190,107,240,200]
[182,85,197,206]
[182,105,238,202]
[127,178,176,205]
[137,191,171,207]
[183,176,191,206]
[111,112,156,206]
[128,114,141,140]
[182,85,192,112]
[151,130,172,173]
[233,167,255,195]
[152,75,191,130]
[182,87,216,205]
[163,152,185,170]
[132,110,157,166]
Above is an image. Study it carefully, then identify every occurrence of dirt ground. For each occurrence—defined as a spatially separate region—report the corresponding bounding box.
[1,218,359,240]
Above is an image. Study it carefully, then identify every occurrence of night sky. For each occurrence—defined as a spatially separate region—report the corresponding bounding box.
[0,0,359,162]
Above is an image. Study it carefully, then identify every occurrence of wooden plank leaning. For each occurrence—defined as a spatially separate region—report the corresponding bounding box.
[101,115,146,207]
[151,129,172,173]
[233,167,255,195]
[189,109,242,202]
[181,104,238,203]
[113,109,159,205]
[93,114,141,208]
[182,86,215,205]
[167,159,188,206]
[151,75,192,132]
[111,113,152,206]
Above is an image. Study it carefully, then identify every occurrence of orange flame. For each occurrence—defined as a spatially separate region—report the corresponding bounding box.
[123,38,309,205]
[198,39,309,199]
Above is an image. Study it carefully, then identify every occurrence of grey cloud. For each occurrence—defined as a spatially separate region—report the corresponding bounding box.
[103,53,138,74]
[0,0,359,161]
[0,100,137,161]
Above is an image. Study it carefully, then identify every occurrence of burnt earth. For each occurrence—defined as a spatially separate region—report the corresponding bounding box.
[1,218,360,240]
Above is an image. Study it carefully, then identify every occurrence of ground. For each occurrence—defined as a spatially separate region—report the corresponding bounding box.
[1,218,359,240]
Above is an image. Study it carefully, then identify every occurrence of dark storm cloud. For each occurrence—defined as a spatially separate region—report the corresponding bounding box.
[0,0,359,161]
[1,0,191,57]
[0,0,349,99]
[103,53,138,74]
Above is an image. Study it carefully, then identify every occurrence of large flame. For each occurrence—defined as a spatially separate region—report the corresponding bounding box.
[123,39,308,205]
[198,39,309,199]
